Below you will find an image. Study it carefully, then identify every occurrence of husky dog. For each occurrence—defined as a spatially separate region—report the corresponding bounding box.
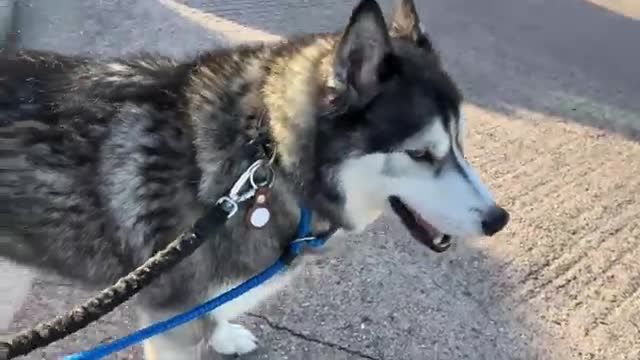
[0,0,509,358]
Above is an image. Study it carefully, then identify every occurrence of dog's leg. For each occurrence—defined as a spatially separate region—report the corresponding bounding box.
[204,271,299,356]
[209,320,258,355]
[137,306,215,360]
[206,288,260,356]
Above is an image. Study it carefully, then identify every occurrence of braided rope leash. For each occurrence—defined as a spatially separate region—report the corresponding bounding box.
[0,205,230,360]
[0,158,271,360]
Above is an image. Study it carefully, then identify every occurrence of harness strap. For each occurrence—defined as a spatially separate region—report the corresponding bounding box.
[61,206,331,360]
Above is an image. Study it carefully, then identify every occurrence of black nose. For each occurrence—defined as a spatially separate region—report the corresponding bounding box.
[481,206,510,236]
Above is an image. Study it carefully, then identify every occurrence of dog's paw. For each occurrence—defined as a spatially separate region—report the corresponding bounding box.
[210,321,258,355]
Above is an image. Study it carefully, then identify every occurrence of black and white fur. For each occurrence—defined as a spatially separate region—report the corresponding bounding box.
[0,0,509,358]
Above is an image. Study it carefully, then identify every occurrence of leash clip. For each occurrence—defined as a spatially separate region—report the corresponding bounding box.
[215,196,239,218]
[216,159,275,218]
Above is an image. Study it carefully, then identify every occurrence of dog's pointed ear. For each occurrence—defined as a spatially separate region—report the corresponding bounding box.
[389,0,433,51]
[333,0,394,103]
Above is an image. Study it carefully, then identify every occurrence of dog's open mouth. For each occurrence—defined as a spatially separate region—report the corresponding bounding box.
[388,196,452,252]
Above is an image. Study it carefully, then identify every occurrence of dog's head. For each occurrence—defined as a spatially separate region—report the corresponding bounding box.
[299,0,509,249]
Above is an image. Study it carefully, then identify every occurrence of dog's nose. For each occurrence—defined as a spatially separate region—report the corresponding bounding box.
[481,206,510,236]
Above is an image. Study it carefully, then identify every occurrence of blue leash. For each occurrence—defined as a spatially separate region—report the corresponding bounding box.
[63,207,327,360]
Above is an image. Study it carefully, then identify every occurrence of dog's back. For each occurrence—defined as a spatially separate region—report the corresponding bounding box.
[0,51,68,263]
[0,50,197,281]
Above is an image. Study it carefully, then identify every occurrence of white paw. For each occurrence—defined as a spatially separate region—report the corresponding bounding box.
[209,322,258,355]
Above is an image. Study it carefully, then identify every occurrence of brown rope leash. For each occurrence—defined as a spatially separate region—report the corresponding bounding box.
[0,205,230,360]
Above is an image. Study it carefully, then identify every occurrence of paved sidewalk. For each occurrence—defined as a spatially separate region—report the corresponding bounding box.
[2,0,640,359]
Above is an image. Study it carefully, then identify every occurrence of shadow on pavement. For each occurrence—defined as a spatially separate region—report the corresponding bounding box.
[181,0,640,142]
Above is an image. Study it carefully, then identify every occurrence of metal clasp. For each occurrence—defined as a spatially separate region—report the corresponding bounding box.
[216,159,275,218]
[215,196,239,218]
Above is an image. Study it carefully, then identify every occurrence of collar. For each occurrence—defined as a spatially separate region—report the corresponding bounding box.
[249,111,337,259]
[282,206,338,265]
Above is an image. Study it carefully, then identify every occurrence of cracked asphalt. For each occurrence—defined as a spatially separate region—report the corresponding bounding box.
[2,0,640,359]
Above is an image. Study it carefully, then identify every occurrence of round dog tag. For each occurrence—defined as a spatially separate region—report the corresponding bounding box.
[245,187,271,229]
[249,207,271,228]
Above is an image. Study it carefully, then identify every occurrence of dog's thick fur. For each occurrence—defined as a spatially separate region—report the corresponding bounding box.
[0,0,509,358]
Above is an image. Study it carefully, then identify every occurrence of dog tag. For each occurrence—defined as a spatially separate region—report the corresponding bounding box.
[245,187,271,229]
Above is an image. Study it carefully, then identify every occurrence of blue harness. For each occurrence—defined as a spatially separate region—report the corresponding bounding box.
[63,206,330,360]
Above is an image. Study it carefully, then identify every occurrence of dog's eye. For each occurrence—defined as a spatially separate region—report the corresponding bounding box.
[406,149,435,163]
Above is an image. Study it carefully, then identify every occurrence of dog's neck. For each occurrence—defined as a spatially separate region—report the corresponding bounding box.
[187,35,342,235]
[261,35,336,174]
[259,35,350,230]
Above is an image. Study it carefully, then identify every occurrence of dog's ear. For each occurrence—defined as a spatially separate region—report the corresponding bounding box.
[333,0,395,104]
[389,0,433,51]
